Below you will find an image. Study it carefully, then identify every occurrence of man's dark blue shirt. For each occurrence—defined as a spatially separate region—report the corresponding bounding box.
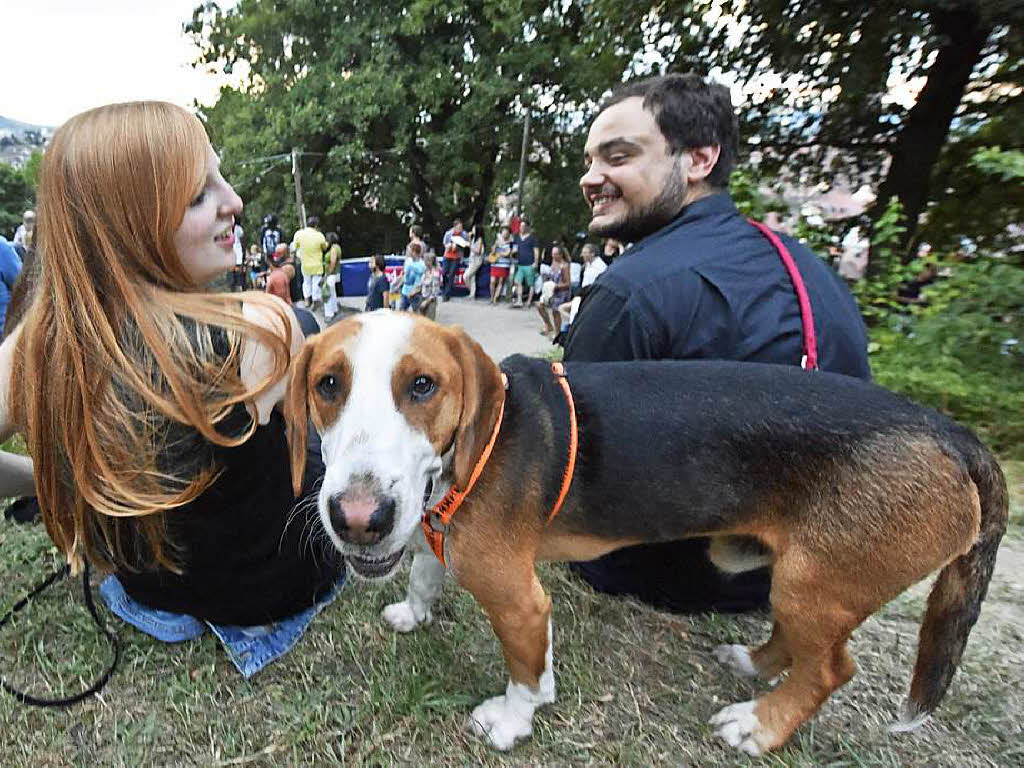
[563,192,870,614]
[565,193,869,377]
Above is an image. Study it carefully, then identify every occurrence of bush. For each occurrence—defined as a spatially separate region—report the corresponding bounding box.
[868,259,1024,456]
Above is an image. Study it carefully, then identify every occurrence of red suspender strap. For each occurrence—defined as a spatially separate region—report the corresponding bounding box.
[747,218,819,371]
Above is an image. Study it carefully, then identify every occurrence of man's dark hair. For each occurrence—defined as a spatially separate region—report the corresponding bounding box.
[410,224,423,238]
[372,254,387,272]
[307,216,320,228]
[601,73,738,188]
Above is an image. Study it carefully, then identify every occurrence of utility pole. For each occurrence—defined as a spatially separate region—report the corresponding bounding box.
[291,147,307,229]
[515,110,531,218]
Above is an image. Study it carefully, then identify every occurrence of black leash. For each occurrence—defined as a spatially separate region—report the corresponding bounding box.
[1,559,121,707]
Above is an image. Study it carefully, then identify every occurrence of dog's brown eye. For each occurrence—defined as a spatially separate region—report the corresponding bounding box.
[410,375,436,402]
[317,374,339,400]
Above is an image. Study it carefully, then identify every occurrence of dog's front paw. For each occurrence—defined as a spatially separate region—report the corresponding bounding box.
[709,700,772,756]
[467,695,533,751]
[381,600,430,633]
[714,644,758,678]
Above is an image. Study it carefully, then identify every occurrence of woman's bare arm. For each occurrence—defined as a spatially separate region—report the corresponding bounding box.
[0,323,36,497]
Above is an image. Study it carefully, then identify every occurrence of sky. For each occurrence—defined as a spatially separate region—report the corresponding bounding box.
[2,0,235,127]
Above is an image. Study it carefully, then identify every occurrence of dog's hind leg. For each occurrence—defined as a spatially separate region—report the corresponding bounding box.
[382,549,446,632]
[711,554,863,755]
[458,562,554,751]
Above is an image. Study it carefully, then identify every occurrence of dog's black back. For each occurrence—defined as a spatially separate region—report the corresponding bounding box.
[499,355,986,541]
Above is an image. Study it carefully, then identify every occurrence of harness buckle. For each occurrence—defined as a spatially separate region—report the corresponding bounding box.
[426,511,450,534]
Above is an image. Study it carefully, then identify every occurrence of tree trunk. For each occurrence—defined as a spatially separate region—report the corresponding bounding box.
[873,2,991,260]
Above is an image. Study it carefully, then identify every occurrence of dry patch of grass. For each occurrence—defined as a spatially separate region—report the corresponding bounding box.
[1,455,1021,766]
[2,512,1023,767]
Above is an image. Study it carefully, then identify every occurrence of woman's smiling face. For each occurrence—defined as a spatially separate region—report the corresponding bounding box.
[173,143,243,286]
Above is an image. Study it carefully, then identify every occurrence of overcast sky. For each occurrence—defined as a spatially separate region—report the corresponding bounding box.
[2,0,232,127]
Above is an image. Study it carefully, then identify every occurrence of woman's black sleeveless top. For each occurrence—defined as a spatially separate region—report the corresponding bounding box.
[115,331,342,625]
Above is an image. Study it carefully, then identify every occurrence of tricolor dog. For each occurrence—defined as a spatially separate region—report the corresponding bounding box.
[285,310,1006,755]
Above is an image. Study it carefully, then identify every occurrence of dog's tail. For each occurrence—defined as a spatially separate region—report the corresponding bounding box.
[894,436,1008,732]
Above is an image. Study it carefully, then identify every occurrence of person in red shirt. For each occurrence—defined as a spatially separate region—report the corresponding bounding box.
[265,244,295,304]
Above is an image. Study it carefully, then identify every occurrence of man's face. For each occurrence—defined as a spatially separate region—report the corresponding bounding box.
[580,97,688,243]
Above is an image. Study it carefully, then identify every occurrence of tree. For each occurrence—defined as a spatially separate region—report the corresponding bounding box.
[606,1,1023,253]
[0,162,34,240]
[188,0,634,252]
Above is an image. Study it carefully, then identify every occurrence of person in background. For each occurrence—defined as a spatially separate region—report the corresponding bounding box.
[603,237,624,264]
[324,232,343,321]
[566,72,870,614]
[463,224,486,299]
[259,214,283,261]
[406,224,425,259]
[418,252,442,320]
[511,219,540,308]
[557,242,607,331]
[13,210,35,252]
[230,219,246,291]
[441,218,469,302]
[247,243,264,288]
[292,216,328,310]
[365,254,390,311]
[398,242,426,311]
[265,244,294,305]
[0,101,343,677]
[536,244,570,337]
[488,225,513,304]
[0,235,23,332]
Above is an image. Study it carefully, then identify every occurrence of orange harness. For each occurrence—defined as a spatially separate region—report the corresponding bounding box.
[421,362,579,567]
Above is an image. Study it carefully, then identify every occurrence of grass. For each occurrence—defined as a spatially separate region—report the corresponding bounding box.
[1,465,1022,766]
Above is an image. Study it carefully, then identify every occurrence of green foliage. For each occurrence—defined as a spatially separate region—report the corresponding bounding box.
[0,162,34,239]
[728,167,789,222]
[190,0,634,252]
[853,197,916,325]
[869,258,1024,456]
[971,147,1024,181]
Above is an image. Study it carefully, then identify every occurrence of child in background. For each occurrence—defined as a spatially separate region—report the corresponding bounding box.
[418,252,442,320]
[324,232,343,321]
[399,242,426,311]
[265,244,294,304]
[365,254,390,311]
[488,226,513,304]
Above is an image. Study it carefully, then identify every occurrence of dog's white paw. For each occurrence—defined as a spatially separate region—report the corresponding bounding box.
[467,695,533,751]
[381,600,429,633]
[714,643,758,678]
[709,700,769,756]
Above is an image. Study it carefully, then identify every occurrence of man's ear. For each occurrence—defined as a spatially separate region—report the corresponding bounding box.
[684,145,721,184]
[445,326,504,490]
[284,338,318,497]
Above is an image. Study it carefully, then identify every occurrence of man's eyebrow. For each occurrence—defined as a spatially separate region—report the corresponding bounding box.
[585,137,644,157]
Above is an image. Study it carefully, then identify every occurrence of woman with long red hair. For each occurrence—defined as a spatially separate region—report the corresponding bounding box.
[0,102,342,676]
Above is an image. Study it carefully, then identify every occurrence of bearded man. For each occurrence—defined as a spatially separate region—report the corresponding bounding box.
[563,73,871,614]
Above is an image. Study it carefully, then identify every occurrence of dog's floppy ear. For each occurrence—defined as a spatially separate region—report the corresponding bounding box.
[284,337,318,497]
[447,326,505,490]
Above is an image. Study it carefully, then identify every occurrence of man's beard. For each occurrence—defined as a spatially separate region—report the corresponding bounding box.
[589,163,686,243]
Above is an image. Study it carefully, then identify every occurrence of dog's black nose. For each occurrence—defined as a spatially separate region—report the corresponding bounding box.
[328,490,396,545]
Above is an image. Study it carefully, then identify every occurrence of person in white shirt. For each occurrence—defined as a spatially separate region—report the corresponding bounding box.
[560,243,607,328]
[12,210,35,251]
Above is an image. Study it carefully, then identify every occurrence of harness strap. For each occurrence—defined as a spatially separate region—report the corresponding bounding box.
[747,218,819,371]
[548,362,577,523]
[422,375,507,566]
[422,363,579,566]
[1,559,121,707]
